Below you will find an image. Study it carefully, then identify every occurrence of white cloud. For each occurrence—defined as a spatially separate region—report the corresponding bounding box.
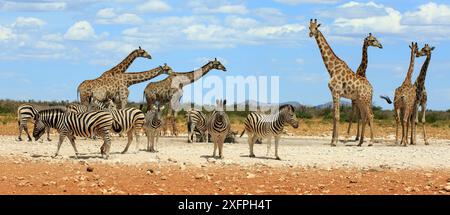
[42,33,64,42]
[225,16,259,28]
[34,41,65,50]
[189,1,248,15]
[402,2,450,26]
[64,21,97,41]
[247,24,305,38]
[95,40,136,54]
[0,1,67,11]
[97,13,144,25]
[97,8,117,18]
[13,17,46,28]
[254,7,286,24]
[274,0,340,5]
[0,25,16,41]
[318,1,387,19]
[137,0,172,12]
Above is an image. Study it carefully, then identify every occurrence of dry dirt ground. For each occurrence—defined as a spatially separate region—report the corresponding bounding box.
[0,133,450,195]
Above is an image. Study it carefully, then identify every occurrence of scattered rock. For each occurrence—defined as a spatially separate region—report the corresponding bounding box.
[86,167,94,172]
[194,174,204,180]
[443,186,450,192]
[160,176,167,180]
[246,173,256,179]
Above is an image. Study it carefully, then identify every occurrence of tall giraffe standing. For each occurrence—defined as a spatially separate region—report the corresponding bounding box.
[410,44,434,145]
[143,59,227,136]
[309,19,374,146]
[347,33,383,141]
[90,64,173,108]
[77,47,152,107]
[382,42,419,146]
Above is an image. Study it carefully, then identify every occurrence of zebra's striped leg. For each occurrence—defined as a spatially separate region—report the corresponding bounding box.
[274,135,281,160]
[248,135,256,158]
[218,140,224,159]
[53,134,66,158]
[212,137,217,158]
[17,122,24,141]
[145,129,151,152]
[101,131,112,159]
[46,127,52,141]
[24,126,32,142]
[155,130,159,152]
[134,130,140,153]
[266,136,272,157]
[121,130,134,154]
[205,131,209,143]
[150,131,156,152]
[67,135,79,159]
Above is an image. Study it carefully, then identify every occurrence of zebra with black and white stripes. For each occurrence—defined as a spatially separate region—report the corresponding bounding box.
[240,104,299,160]
[90,99,145,154]
[186,108,208,143]
[66,98,110,114]
[17,104,52,142]
[207,99,230,159]
[144,105,164,152]
[32,108,114,158]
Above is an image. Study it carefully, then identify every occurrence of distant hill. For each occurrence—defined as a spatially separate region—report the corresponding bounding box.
[314,100,352,109]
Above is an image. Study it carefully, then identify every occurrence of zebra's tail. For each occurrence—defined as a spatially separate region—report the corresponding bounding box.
[380,95,392,104]
[239,129,246,138]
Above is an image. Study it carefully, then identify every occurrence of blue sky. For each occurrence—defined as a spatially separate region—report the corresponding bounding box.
[0,0,450,110]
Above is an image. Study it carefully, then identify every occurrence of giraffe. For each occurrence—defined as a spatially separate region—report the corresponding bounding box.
[143,58,227,136]
[90,64,174,108]
[389,42,419,146]
[410,44,434,145]
[77,47,152,107]
[347,33,383,141]
[309,19,374,146]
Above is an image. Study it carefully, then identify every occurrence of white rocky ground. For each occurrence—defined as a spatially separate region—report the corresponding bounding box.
[1,134,449,169]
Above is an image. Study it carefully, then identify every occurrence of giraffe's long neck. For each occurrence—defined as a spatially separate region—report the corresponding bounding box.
[103,50,139,76]
[414,54,431,90]
[314,31,344,77]
[402,48,416,86]
[124,67,164,86]
[356,42,369,77]
[174,63,213,85]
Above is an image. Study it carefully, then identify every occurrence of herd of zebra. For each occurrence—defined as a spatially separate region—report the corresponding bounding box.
[17,98,300,160]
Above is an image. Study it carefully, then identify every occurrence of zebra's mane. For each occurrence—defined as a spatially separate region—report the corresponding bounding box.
[279,104,295,112]
[38,106,68,112]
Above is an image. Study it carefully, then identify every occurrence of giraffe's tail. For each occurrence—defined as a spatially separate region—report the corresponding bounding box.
[380,95,392,104]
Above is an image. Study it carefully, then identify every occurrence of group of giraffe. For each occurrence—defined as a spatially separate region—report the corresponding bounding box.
[77,47,226,136]
[309,19,434,147]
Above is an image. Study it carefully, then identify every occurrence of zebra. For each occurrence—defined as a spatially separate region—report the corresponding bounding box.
[66,98,110,114]
[32,108,114,159]
[144,105,164,152]
[240,104,299,160]
[17,104,52,142]
[186,108,208,143]
[207,99,231,159]
[90,99,145,154]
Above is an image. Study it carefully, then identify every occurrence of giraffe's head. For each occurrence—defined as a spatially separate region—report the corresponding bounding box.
[210,58,227,71]
[365,33,383,49]
[416,44,435,57]
[309,19,321,38]
[409,42,419,55]
[160,63,174,75]
[137,46,152,59]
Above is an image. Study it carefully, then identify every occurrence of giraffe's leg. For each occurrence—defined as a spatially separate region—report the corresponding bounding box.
[347,103,355,136]
[248,134,256,158]
[46,127,52,141]
[67,135,79,159]
[274,135,281,160]
[172,111,178,137]
[395,108,400,145]
[355,107,361,141]
[421,104,428,145]
[53,134,66,158]
[401,110,410,147]
[331,93,340,146]
[357,105,367,147]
